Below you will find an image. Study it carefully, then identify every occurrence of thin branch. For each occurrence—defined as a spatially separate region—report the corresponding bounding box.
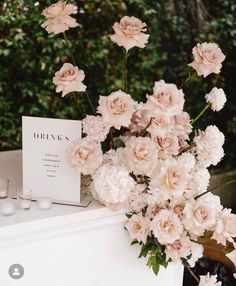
[191,103,210,125]
[186,266,200,284]
[195,179,236,200]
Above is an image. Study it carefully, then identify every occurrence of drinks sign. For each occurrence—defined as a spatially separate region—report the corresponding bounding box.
[22,116,81,203]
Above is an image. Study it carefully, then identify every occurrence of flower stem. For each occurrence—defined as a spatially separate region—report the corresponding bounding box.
[186,266,200,284]
[191,103,210,125]
[195,179,236,200]
[123,50,128,92]
[85,91,96,115]
[179,71,195,89]
[63,32,76,66]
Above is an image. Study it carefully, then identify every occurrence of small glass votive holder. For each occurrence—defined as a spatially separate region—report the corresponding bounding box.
[17,189,32,210]
[0,178,9,199]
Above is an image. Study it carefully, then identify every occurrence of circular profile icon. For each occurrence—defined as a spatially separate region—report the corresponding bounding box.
[8,264,24,279]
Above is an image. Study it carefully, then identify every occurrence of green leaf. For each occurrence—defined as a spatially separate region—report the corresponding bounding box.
[112,139,125,150]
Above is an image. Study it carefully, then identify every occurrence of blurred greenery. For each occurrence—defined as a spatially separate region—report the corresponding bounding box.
[0,0,236,170]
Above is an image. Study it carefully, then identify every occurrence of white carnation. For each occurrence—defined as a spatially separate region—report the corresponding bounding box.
[187,167,210,198]
[82,115,109,142]
[194,125,225,167]
[92,164,136,210]
[205,87,227,112]
[177,153,196,171]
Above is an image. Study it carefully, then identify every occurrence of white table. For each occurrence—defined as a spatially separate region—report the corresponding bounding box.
[0,150,183,286]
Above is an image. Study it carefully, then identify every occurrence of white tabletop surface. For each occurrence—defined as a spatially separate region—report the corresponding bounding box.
[0,150,124,231]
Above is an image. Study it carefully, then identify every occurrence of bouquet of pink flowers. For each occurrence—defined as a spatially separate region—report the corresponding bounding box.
[41,2,235,284]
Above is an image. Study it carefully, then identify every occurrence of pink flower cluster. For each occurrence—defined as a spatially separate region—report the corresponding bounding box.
[41,3,234,279]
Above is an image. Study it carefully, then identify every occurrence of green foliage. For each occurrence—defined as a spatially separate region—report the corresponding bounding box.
[0,0,236,170]
[137,235,169,275]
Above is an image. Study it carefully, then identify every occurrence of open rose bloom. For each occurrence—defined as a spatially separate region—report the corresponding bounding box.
[41,4,234,280]
[41,1,78,34]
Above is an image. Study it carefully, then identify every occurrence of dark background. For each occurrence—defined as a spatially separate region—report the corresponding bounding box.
[0,0,236,171]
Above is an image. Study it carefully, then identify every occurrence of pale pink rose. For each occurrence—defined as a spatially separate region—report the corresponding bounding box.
[145,80,185,116]
[53,63,86,97]
[121,136,158,176]
[183,194,222,236]
[69,137,103,175]
[41,1,78,34]
[205,87,227,112]
[129,107,150,133]
[147,115,174,137]
[188,42,225,78]
[150,209,183,245]
[97,90,136,129]
[170,198,186,220]
[212,208,236,245]
[198,273,222,286]
[150,159,189,200]
[125,214,150,244]
[152,133,179,159]
[92,164,136,210]
[174,112,192,138]
[226,248,236,269]
[110,16,149,51]
[165,233,191,263]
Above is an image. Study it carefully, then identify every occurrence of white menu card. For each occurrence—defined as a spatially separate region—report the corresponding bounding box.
[22,116,81,203]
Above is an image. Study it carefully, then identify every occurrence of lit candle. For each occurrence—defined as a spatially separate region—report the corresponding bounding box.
[0,188,7,199]
[19,199,31,210]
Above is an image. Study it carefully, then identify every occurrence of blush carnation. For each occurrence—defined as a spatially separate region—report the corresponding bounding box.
[188,42,225,78]
[41,1,78,34]
[205,87,227,112]
[125,214,150,244]
[82,115,109,142]
[92,164,136,210]
[198,273,222,286]
[194,125,225,168]
[150,209,183,245]
[69,137,103,175]
[188,241,204,267]
[110,16,149,51]
[145,80,185,116]
[128,184,147,213]
[53,63,86,97]
[97,90,136,129]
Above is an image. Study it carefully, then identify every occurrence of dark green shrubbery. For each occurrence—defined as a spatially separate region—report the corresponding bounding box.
[0,0,236,170]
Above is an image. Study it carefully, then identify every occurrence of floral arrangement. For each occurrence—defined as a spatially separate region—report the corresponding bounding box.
[41,2,236,285]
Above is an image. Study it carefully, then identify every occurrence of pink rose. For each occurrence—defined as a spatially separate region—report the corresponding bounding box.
[97,90,136,129]
[151,159,189,200]
[165,233,191,263]
[147,115,174,137]
[121,136,158,176]
[145,80,185,116]
[53,63,86,97]
[129,107,150,133]
[174,112,192,138]
[152,133,179,159]
[125,214,150,244]
[110,16,149,51]
[41,1,78,34]
[188,42,225,78]
[150,209,183,245]
[69,137,103,175]
[212,208,236,245]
